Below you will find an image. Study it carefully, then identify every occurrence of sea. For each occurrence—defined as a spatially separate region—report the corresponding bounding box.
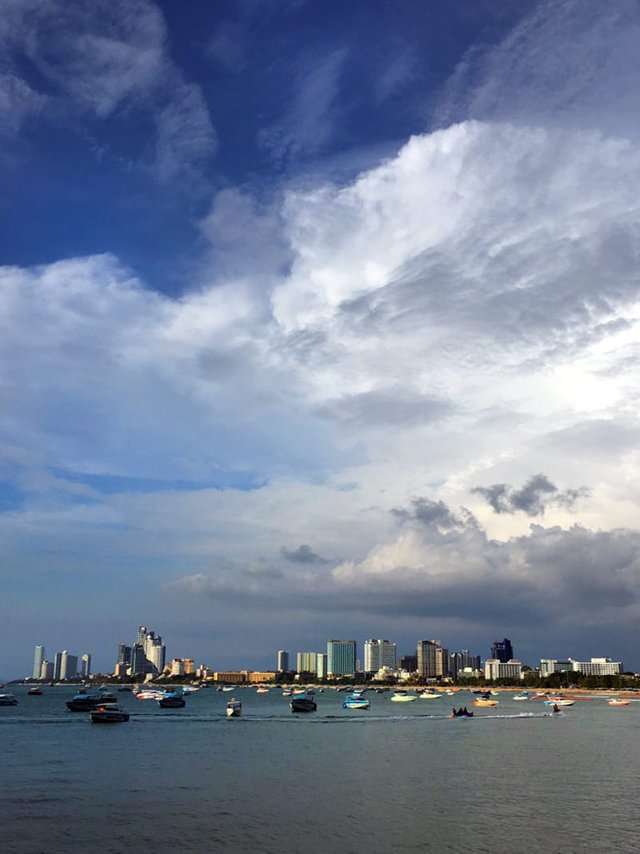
[1,686,639,853]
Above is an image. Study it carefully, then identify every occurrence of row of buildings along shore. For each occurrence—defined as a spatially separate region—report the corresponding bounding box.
[28,629,625,683]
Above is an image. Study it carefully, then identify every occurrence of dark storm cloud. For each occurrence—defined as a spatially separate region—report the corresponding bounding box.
[280,544,329,564]
[472,474,588,517]
[391,497,471,530]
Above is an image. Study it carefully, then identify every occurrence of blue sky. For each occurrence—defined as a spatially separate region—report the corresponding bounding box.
[2,0,640,678]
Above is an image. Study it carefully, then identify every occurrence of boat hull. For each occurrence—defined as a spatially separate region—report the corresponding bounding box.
[290,698,317,712]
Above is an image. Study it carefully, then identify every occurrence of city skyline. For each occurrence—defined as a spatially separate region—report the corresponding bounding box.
[3,2,640,677]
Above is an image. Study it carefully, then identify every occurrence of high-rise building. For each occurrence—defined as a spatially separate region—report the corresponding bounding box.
[435,646,450,678]
[491,638,514,663]
[53,651,64,681]
[399,655,417,672]
[316,653,328,679]
[184,658,195,675]
[296,652,318,674]
[59,650,78,680]
[33,645,46,680]
[570,658,622,676]
[80,653,91,678]
[118,644,132,665]
[450,650,481,678]
[417,640,440,679]
[277,650,289,672]
[327,640,356,676]
[40,660,54,680]
[485,659,522,680]
[130,643,147,675]
[364,639,397,672]
[132,626,166,675]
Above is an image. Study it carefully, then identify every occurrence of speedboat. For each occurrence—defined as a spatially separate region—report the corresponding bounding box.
[90,703,130,723]
[473,699,498,707]
[544,698,575,707]
[158,690,186,709]
[136,690,162,700]
[28,687,43,695]
[0,693,18,706]
[292,688,307,695]
[256,687,269,694]
[66,691,112,711]
[513,693,530,701]
[221,686,234,692]
[290,696,317,713]
[343,696,370,710]
[282,688,293,696]
[226,699,242,717]
[418,691,442,699]
[390,691,417,702]
[608,699,630,706]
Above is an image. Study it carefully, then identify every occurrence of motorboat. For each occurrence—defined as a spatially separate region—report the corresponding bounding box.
[28,687,43,695]
[256,687,269,694]
[136,689,162,700]
[513,693,530,701]
[226,699,242,717]
[221,686,235,692]
[66,691,113,711]
[608,699,630,706]
[282,688,293,696]
[181,686,199,694]
[292,688,308,695]
[158,690,186,709]
[390,691,417,703]
[90,703,130,723]
[0,693,18,706]
[418,691,442,699]
[343,696,370,710]
[290,696,317,713]
[473,699,498,707]
[544,698,575,707]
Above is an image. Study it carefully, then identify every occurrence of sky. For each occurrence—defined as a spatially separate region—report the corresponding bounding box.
[2,0,640,678]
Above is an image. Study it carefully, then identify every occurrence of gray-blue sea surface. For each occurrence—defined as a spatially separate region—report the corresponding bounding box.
[1,686,639,853]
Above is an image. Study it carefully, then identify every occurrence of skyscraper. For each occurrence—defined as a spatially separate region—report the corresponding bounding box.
[277,650,289,672]
[80,653,91,678]
[363,639,397,672]
[59,650,78,680]
[327,640,356,676]
[491,638,514,663]
[435,645,450,678]
[33,645,45,680]
[417,640,440,679]
[118,644,132,665]
[53,651,64,681]
[40,661,54,680]
[316,653,328,679]
[296,652,318,674]
[130,643,147,675]
[132,626,166,674]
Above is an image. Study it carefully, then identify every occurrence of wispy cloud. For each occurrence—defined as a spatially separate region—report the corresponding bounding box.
[258,48,348,163]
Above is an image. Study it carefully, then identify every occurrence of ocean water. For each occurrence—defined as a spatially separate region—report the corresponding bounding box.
[1,687,639,853]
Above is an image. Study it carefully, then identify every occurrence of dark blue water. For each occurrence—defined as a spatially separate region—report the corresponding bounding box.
[1,687,639,853]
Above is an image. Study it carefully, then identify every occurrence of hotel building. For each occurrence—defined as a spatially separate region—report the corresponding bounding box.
[327,640,356,676]
[363,639,397,672]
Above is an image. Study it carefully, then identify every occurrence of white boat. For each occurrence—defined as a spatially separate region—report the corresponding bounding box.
[282,688,293,696]
[256,687,269,694]
[418,691,442,699]
[513,693,530,701]
[136,690,162,700]
[221,686,235,692]
[343,696,370,710]
[608,699,630,706]
[226,699,242,717]
[544,699,575,707]
[390,691,417,703]
[0,693,17,706]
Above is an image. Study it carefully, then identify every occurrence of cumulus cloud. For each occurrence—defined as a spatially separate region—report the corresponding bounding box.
[472,475,588,517]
